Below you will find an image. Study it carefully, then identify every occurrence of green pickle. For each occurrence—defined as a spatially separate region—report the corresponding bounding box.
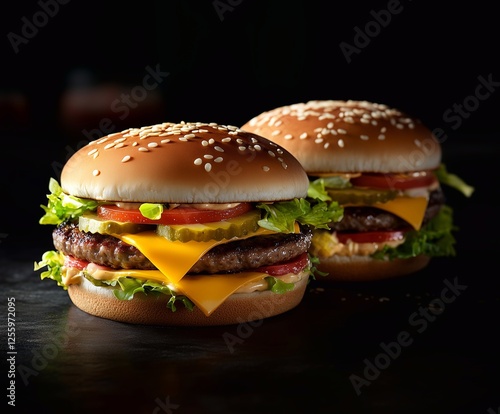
[326,187,397,205]
[79,213,152,235]
[157,210,261,242]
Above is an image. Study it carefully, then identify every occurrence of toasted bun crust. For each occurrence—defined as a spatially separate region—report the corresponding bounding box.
[61,122,309,203]
[68,273,310,326]
[241,100,441,174]
[315,254,431,282]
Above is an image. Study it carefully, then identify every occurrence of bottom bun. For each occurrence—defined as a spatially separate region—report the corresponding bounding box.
[315,255,431,282]
[68,272,310,326]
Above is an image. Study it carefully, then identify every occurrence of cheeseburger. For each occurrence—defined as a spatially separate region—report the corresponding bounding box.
[242,100,473,281]
[35,121,342,325]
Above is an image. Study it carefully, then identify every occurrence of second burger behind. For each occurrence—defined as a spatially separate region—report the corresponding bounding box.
[241,100,473,282]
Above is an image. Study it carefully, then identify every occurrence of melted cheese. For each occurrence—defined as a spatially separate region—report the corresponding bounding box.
[347,196,428,230]
[115,227,276,284]
[105,225,302,316]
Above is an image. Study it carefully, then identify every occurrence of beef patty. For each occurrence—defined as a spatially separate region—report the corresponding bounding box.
[329,188,445,233]
[53,222,312,274]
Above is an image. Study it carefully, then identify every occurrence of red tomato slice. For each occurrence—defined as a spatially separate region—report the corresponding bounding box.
[64,255,89,270]
[336,230,407,244]
[256,252,309,276]
[350,172,437,190]
[97,202,253,225]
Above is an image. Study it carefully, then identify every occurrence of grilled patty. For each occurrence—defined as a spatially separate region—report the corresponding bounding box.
[329,188,446,232]
[53,222,312,274]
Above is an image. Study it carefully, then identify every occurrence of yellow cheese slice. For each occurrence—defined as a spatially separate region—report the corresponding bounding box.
[115,227,275,284]
[85,266,269,316]
[109,224,301,316]
[174,272,269,316]
[346,196,428,230]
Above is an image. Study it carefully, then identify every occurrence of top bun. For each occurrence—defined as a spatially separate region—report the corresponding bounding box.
[241,100,442,174]
[61,122,309,203]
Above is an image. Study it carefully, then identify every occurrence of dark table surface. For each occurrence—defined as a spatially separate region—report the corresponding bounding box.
[1,137,499,414]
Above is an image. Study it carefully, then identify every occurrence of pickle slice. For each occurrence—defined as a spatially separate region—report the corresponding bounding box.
[156,210,261,242]
[326,187,397,205]
[79,213,152,235]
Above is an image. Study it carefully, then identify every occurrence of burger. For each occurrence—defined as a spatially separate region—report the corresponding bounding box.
[241,100,474,281]
[35,121,342,325]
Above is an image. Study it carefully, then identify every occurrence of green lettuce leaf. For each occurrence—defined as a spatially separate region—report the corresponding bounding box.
[39,178,98,225]
[139,203,164,220]
[266,277,295,294]
[435,164,475,197]
[34,250,67,289]
[373,205,457,260]
[257,198,343,233]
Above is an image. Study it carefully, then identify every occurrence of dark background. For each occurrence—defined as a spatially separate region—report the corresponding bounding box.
[0,1,499,413]
[0,0,498,250]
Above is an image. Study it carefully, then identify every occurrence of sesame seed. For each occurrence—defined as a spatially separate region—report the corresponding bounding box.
[262,166,270,172]
[104,143,115,150]
[300,132,308,139]
[324,142,330,149]
[360,135,369,140]
[222,137,231,143]
[204,163,212,172]
[271,130,281,136]
[338,139,345,148]
[268,150,276,157]
[138,147,149,152]
[254,144,262,151]
[184,134,196,139]
[238,146,246,151]
[93,152,99,159]
[378,134,386,140]
[214,146,224,152]
[160,139,171,144]
[96,137,109,144]
[381,127,387,133]
[148,142,159,148]
[88,148,98,156]
[121,155,131,163]
[284,134,293,140]
[92,169,100,176]
[337,128,347,134]
[194,158,202,165]
[214,157,223,163]
[281,162,288,169]
[114,137,127,143]
[132,142,138,146]
[315,137,324,144]
[115,143,126,149]
[204,154,213,159]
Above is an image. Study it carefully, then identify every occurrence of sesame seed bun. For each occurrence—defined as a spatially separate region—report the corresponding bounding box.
[68,271,310,326]
[61,121,309,203]
[241,100,441,174]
